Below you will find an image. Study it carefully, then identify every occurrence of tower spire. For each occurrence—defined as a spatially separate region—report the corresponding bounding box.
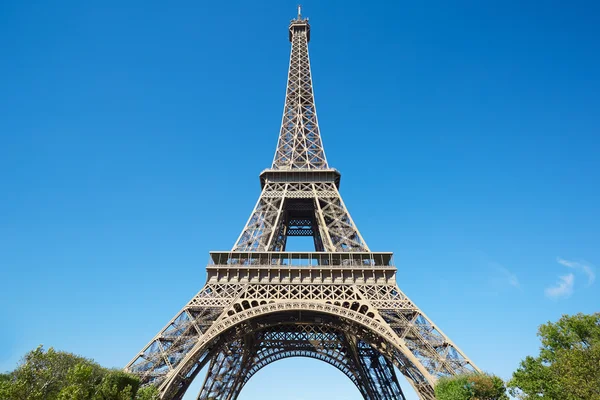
[272,8,325,170]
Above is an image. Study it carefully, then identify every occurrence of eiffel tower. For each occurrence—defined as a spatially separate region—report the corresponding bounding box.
[125,8,479,400]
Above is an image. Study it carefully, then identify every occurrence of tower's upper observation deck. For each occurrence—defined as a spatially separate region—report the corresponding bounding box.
[289,5,310,42]
[289,17,310,42]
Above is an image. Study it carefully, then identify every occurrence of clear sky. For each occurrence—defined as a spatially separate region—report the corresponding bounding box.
[1,1,599,399]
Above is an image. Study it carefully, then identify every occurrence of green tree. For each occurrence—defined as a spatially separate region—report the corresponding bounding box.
[0,345,157,400]
[57,362,106,400]
[94,370,140,400]
[0,372,13,399]
[508,312,600,400]
[0,345,95,400]
[135,385,160,400]
[435,372,509,400]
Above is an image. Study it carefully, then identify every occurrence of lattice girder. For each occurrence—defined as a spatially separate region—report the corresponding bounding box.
[272,16,327,170]
[233,180,369,252]
[194,323,400,400]
[126,269,478,400]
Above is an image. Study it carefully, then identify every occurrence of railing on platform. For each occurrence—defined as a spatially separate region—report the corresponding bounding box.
[208,252,394,268]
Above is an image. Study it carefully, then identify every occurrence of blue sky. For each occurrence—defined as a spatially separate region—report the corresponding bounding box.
[1,1,599,399]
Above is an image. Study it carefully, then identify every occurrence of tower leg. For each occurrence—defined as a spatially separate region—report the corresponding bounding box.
[346,334,406,400]
[196,338,245,400]
[355,340,406,400]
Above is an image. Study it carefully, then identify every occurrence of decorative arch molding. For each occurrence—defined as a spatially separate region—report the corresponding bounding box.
[194,320,406,400]
[233,339,406,400]
[241,349,364,391]
[159,300,434,400]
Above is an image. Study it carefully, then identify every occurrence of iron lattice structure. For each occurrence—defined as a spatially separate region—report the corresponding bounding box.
[126,10,479,400]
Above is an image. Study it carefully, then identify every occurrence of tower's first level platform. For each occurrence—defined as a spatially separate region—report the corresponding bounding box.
[206,251,397,285]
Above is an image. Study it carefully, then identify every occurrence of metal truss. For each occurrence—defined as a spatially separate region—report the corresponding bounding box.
[126,259,478,400]
[233,181,369,252]
[194,323,406,400]
[126,8,480,400]
[272,12,327,170]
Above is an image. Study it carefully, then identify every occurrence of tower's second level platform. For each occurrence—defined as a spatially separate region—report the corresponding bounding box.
[260,168,341,188]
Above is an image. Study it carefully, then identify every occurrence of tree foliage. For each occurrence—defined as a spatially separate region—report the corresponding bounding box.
[0,346,157,400]
[508,312,600,400]
[434,372,509,400]
[135,386,160,400]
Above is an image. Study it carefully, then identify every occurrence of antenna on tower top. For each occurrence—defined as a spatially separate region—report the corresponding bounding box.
[297,4,302,19]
